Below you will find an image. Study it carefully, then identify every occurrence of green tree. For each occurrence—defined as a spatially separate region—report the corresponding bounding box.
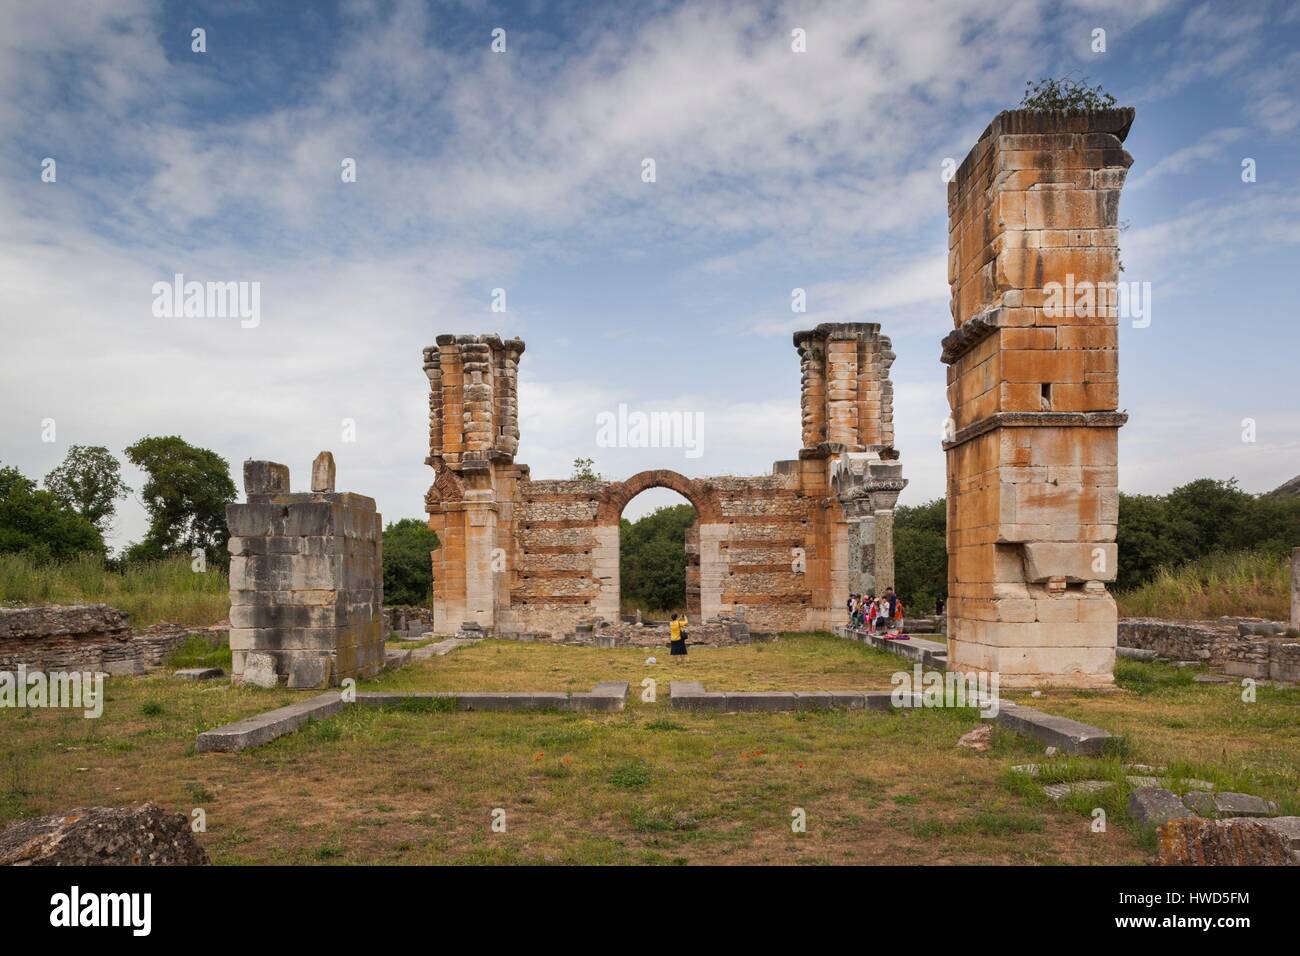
[893,498,948,613]
[1021,76,1116,111]
[383,518,440,606]
[571,457,601,480]
[123,436,236,567]
[620,503,695,614]
[43,444,131,535]
[0,463,104,562]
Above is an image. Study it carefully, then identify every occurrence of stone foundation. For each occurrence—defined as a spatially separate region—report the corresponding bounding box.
[1119,617,1300,682]
[0,604,225,676]
[227,455,384,688]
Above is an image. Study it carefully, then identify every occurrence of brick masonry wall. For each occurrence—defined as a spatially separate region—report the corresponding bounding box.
[425,326,903,640]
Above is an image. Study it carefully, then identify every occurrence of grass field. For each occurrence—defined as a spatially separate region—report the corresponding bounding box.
[2,634,1297,865]
[0,554,229,627]
[1115,549,1291,621]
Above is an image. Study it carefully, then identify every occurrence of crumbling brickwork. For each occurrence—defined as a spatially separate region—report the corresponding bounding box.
[941,109,1134,687]
[227,456,384,687]
[424,326,904,638]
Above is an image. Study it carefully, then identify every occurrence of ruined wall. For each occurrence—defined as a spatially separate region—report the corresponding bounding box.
[227,456,384,688]
[424,325,904,638]
[942,109,1134,687]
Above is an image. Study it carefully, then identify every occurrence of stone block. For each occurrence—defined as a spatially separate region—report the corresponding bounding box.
[244,460,290,497]
[196,692,343,752]
[1182,791,1279,819]
[287,654,333,690]
[993,703,1113,754]
[1129,787,1194,828]
[240,651,280,688]
[312,451,336,493]
[174,667,224,681]
[723,691,798,712]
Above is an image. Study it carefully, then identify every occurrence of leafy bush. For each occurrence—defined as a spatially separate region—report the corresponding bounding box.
[894,498,947,613]
[1020,76,1117,111]
[0,464,104,562]
[620,504,695,614]
[383,518,439,606]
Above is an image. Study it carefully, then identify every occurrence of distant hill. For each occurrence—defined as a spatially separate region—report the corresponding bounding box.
[1266,475,1300,498]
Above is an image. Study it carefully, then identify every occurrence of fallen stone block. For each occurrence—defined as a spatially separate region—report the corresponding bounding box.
[956,724,993,751]
[1043,780,1113,802]
[1116,647,1158,660]
[0,802,210,865]
[196,692,342,752]
[993,704,1113,755]
[1129,787,1195,828]
[174,667,224,681]
[1157,816,1300,865]
[1182,791,1279,819]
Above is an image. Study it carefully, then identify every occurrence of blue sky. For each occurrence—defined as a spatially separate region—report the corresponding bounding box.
[1,0,1298,552]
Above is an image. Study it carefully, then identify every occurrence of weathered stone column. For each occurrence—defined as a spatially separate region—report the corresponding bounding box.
[941,108,1134,688]
[424,334,526,635]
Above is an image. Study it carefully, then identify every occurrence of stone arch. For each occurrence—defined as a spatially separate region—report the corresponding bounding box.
[593,469,724,624]
[596,469,721,525]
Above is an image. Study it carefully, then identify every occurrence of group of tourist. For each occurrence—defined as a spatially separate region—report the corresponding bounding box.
[847,586,905,637]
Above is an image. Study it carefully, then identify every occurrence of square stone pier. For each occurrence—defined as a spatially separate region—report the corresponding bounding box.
[227,454,384,688]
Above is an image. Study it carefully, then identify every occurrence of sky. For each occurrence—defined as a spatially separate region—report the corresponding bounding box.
[1,0,1297,553]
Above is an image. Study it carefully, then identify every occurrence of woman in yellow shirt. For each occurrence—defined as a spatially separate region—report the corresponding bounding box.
[669,614,688,659]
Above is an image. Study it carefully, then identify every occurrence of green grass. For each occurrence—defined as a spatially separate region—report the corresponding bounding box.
[2,635,1296,865]
[1116,549,1289,620]
[0,553,229,627]
[163,634,233,671]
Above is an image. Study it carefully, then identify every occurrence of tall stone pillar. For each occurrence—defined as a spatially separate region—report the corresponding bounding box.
[796,322,906,611]
[941,108,1134,688]
[423,334,526,634]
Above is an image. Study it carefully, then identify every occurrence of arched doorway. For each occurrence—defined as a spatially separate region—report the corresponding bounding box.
[595,470,723,625]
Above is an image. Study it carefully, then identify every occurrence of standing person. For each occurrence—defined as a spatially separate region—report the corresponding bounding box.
[893,595,906,634]
[865,593,877,635]
[669,613,688,660]
[846,593,855,627]
[882,587,898,635]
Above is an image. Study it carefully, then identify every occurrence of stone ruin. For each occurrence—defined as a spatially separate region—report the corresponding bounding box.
[422,323,904,638]
[226,452,384,688]
[941,108,1134,687]
[414,107,1139,686]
